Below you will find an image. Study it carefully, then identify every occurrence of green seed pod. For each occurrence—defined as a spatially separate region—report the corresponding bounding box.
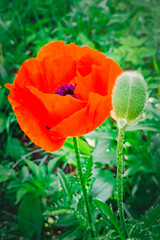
[111,71,147,128]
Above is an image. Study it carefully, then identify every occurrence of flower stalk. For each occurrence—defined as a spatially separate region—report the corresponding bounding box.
[112,71,147,239]
[73,137,95,238]
[116,125,128,238]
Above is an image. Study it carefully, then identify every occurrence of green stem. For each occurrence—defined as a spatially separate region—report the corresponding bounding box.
[73,137,95,237]
[117,125,128,239]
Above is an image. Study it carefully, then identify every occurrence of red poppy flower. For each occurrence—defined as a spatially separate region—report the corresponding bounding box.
[5,41,122,152]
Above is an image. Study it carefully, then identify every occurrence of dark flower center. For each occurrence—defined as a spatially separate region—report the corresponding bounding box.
[55,84,76,98]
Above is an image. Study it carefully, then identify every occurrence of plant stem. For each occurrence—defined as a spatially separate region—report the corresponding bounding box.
[73,137,95,237]
[117,125,128,239]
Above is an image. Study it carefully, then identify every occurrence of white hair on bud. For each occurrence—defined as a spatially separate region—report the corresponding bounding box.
[112,71,147,97]
[111,70,147,127]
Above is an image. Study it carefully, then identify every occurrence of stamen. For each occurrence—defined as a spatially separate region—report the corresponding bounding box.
[55,84,76,98]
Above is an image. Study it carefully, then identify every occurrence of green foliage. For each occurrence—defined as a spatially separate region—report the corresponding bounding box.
[94,200,160,240]
[44,166,93,239]
[83,155,93,186]
[57,168,73,202]
[141,205,160,237]
[0,166,16,183]
[0,0,160,239]
[18,193,43,240]
[127,205,160,239]
[94,199,124,240]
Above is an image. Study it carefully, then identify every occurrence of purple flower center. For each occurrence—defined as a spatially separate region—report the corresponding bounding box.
[55,84,76,98]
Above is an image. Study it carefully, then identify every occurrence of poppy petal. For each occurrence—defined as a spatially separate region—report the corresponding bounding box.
[12,58,46,91]
[7,87,66,152]
[5,84,14,90]
[65,43,107,63]
[27,86,87,128]
[37,41,66,60]
[50,92,111,138]
[37,41,107,64]
[10,56,76,94]
[74,59,122,100]
[14,106,66,152]
[42,56,77,92]
[77,54,100,77]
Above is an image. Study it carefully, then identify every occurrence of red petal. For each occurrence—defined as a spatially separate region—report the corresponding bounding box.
[74,59,122,100]
[7,87,66,152]
[42,56,77,92]
[12,56,76,93]
[5,84,14,90]
[13,58,46,91]
[36,41,107,63]
[50,92,112,138]
[27,86,87,127]
[77,54,100,77]
[37,41,66,60]
[65,42,107,62]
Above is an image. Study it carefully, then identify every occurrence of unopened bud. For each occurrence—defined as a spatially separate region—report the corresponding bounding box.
[111,71,147,128]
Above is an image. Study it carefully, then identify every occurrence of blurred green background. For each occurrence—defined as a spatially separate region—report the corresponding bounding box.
[0,0,160,239]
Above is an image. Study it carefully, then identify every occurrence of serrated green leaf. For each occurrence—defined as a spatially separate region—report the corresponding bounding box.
[128,220,150,239]
[57,168,72,202]
[94,199,124,240]
[141,205,160,231]
[83,155,93,185]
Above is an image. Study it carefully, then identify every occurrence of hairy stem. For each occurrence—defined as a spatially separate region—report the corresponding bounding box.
[117,125,128,239]
[73,137,95,237]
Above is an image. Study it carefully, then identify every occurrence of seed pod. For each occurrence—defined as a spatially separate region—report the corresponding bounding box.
[111,71,147,128]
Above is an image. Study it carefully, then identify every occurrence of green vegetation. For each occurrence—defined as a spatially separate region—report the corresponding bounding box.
[0,0,160,239]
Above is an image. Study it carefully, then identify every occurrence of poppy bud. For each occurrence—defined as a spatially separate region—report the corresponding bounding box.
[111,71,147,128]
